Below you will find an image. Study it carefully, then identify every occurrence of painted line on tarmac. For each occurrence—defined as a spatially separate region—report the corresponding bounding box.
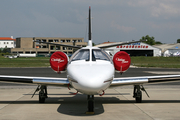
[144,71,180,74]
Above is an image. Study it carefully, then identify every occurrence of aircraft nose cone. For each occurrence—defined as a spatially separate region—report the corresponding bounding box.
[67,63,114,94]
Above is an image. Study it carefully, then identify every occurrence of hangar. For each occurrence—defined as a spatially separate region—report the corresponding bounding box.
[96,42,161,57]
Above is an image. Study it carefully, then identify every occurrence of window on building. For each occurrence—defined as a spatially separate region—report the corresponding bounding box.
[66,40,71,42]
[73,40,77,43]
[56,46,60,50]
[68,52,72,54]
[42,39,46,42]
[61,40,65,42]
[78,39,82,42]
[35,39,41,44]
[36,46,40,48]
[7,42,9,44]
[11,42,13,44]
[49,39,53,42]
[42,46,47,48]
[50,46,55,50]
[63,47,67,50]
[54,39,59,42]
[68,47,72,50]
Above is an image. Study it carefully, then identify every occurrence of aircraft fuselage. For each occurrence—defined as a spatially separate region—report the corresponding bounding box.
[67,47,115,95]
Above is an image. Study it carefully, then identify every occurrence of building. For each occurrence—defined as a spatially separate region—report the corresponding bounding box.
[11,37,87,55]
[0,36,16,49]
[96,42,161,57]
[153,43,180,57]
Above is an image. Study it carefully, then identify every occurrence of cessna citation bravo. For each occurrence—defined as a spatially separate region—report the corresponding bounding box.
[1,7,180,114]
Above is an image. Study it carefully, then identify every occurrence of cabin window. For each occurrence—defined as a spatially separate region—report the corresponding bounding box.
[92,49,111,61]
[72,49,90,61]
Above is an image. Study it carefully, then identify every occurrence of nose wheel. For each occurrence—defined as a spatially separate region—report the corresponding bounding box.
[86,95,94,114]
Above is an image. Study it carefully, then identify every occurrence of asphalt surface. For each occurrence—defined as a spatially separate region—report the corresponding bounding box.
[0,67,180,119]
[1,67,180,77]
[0,67,180,86]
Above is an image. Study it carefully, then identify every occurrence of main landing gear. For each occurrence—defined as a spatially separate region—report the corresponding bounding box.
[32,85,48,103]
[86,95,94,114]
[39,86,48,103]
[133,85,149,103]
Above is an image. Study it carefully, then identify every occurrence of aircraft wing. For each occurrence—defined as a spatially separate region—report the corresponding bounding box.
[0,75,69,86]
[111,75,180,86]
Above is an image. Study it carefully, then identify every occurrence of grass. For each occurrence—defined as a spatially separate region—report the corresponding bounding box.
[131,57,180,68]
[0,56,180,68]
[0,57,50,67]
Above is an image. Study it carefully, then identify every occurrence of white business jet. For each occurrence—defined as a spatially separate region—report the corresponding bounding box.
[0,7,180,114]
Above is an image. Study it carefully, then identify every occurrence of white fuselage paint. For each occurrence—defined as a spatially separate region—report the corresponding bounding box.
[67,47,115,95]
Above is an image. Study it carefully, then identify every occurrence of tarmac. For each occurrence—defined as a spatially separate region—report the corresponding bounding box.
[0,85,180,120]
[0,67,180,119]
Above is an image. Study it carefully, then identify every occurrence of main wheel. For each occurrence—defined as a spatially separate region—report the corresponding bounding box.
[135,91,142,103]
[39,91,45,103]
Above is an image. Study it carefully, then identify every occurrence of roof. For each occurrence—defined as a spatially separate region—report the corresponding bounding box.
[153,43,180,52]
[0,37,16,41]
[101,42,115,44]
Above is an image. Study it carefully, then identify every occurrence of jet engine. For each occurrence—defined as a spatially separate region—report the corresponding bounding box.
[50,51,69,73]
[113,51,131,73]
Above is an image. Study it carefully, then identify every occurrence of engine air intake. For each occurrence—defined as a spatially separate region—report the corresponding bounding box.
[113,51,131,73]
[50,51,68,73]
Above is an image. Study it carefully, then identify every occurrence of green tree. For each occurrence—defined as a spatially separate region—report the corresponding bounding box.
[177,39,180,43]
[2,46,8,53]
[155,41,162,44]
[140,35,155,45]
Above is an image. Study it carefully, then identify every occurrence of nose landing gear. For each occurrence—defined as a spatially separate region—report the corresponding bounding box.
[86,95,94,114]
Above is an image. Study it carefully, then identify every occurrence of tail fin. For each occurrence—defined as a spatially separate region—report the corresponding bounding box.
[88,6,91,41]
[88,6,92,47]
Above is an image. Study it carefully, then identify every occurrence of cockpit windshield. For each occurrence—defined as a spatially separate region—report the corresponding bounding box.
[92,49,111,61]
[72,49,90,61]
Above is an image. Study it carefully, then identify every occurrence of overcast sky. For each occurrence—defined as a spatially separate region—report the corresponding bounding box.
[1,0,180,44]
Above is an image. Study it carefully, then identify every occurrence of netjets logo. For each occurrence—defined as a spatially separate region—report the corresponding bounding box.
[116,58,129,63]
[51,58,64,63]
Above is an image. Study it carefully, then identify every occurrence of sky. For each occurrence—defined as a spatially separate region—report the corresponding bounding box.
[1,0,180,44]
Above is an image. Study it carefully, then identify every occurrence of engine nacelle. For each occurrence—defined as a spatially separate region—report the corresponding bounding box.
[113,51,131,73]
[50,51,69,73]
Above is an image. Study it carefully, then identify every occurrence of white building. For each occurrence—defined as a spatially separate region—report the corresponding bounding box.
[96,42,161,57]
[153,43,180,57]
[0,36,16,48]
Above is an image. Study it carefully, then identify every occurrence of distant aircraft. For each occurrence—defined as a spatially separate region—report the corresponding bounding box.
[0,6,180,114]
